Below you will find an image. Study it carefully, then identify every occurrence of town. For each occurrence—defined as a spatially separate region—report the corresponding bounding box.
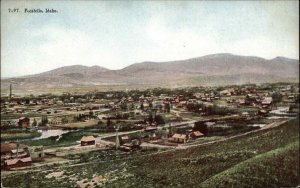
[1,82,298,175]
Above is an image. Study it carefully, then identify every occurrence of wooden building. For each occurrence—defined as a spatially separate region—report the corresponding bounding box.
[169,134,187,143]
[80,136,95,146]
[18,117,30,128]
[4,157,32,170]
[191,131,204,139]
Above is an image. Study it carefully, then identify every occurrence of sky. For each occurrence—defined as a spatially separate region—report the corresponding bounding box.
[1,0,299,78]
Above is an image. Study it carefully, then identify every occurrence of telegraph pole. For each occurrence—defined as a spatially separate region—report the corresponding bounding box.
[114,124,120,149]
[9,83,12,101]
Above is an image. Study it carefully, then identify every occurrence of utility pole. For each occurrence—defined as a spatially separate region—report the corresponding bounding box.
[16,143,19,158]
[9,83,12,101]
[114,124,120,149]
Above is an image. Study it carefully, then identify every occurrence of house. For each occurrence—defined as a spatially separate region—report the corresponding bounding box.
[80,136,95,146]
[191,131,204,139]
[1,143,31,169]
[238,99,246,106]
[121,135,130,144]
[119,144,132,152]
[241,112,250,117]
[144,126,157,132]
[29,146,44,160]
[4,157,32,170]
[1,143,29,159]
[169,134,187,143]
[18,117,30,128]
[204,122,216,127]
[11,148,28,158]
[176,101,187,108]
[220,89,232,96]
[120,140,141,152]
[261,97,273,106]
[97,114,108,120]
[258,109,268,116]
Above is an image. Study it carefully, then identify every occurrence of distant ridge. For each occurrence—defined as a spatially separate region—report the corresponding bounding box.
[1,54,299,90]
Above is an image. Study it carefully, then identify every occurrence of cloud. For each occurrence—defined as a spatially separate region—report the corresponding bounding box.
[1,1,299,77]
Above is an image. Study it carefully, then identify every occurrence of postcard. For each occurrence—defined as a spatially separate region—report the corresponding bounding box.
[1,1,299,187]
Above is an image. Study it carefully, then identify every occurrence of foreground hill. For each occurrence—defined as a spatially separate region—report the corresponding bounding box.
[2,118,299,187]
[201,142,298,188]
[1,54,299,91]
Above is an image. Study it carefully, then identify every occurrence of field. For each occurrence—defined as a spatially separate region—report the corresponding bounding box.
[1,131,42,141]
[53,120,98,129]
[2,118,299,188]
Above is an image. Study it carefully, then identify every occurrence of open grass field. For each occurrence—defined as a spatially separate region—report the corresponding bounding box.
[1,131,42,142]
[1,113,44,120]
[2,118,299,188]
[54,120,98,129]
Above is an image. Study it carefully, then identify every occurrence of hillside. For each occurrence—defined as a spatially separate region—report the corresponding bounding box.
[1,54,299,91]
[2,118,299,187]
[200,142,299,188]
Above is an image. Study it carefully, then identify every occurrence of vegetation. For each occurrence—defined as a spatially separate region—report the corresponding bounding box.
[1,131,41,141]
[200,142,299,188]
[39,115,49,126]
[23,130,99,147]
[2,118,298,187]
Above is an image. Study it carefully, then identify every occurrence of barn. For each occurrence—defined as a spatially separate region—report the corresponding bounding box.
[80,136,95,146]
[4,157,32,170]
[18,117,30,128]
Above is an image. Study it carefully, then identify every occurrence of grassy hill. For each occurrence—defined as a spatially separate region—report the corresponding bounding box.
[2,118,299,188]
[200,141,299,188]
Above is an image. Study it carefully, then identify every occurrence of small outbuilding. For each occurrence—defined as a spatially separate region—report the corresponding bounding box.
[191,131,204,139]
[169,134,187,143]
[261,97,273,106]
[121,135,130,144]
[80,136,95,146]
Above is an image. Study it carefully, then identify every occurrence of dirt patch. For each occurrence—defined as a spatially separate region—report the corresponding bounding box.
[77,175,106,188]
[46,171,64,179]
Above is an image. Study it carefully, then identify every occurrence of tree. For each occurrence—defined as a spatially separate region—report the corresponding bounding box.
[272,92,283,103]
[140,103,144,110]
[120,101,128,110]
[32,118,37,127]
[61,117,68,124]
[154,115,165,125]
[149,102,153,108]
[148,112,154,125]
[89,110,94,119]
[39,116,48,126]
[165,103,171,113]
[73,114,79,122]
[107,118,111,128]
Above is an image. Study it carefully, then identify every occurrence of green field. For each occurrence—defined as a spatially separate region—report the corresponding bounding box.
[54,120,98,129]
[1,131,42,142]
[2,118,299,188]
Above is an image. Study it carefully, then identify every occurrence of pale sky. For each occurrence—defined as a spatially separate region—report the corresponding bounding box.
[1,0,299,78]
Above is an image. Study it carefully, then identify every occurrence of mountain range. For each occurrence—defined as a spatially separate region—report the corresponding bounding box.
[1,53,299,91]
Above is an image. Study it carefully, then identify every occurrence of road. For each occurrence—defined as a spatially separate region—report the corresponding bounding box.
[96,120,196,141]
